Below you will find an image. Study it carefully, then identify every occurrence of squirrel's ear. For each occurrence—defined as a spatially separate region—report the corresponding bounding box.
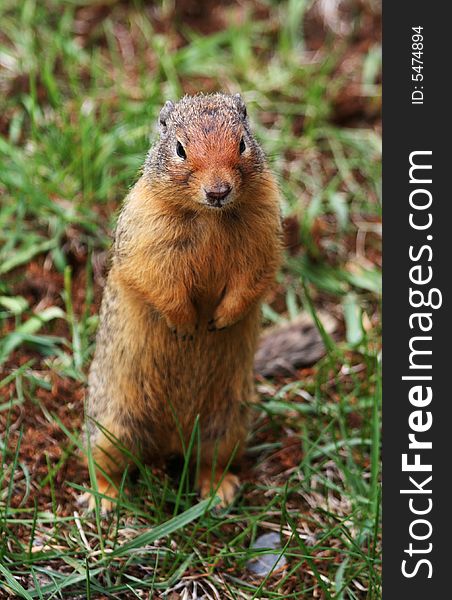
[233,93,247,120]
[159,100,175,133]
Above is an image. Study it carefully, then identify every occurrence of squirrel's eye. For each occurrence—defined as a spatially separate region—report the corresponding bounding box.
[239,137,246,154]
[176,141,186,159]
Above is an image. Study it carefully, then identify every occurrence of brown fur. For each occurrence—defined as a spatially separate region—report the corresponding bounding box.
[85,93,282,509]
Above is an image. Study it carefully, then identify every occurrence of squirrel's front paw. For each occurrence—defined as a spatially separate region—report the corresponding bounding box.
[207,318,226,332]
[170,326,197,341]
[166,319,197,340]
[164,303,198,340]
[208,302,242,331]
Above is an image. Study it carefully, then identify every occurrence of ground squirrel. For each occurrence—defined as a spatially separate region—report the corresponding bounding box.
[85,92,282,511]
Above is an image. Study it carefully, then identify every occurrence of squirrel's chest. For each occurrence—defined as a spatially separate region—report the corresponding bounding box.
[191,245,232,302]
[185,229,245,303]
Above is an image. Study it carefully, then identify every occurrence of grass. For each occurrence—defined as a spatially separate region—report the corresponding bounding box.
[0,0,381,597]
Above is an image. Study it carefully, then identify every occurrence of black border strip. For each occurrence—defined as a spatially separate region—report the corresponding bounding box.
[383,2,450,596]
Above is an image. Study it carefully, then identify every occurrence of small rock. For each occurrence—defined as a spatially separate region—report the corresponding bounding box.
[246,532,287,577]
[254,312,337,377]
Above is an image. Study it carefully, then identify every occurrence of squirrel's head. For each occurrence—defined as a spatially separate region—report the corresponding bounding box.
[145,93,267,211]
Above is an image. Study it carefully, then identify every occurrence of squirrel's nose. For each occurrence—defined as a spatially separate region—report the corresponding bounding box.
[204,183,232,206]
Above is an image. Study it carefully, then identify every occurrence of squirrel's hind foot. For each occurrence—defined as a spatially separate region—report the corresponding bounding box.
[199,470,240,508]
[78,474,121,515]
